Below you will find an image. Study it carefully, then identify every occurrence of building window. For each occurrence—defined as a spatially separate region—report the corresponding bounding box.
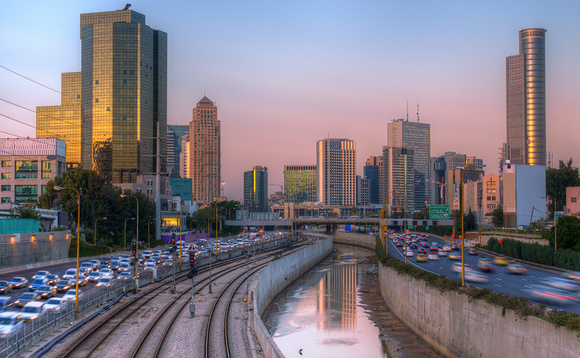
[77,94,80,99]
[15,161,38,179]
[41,185,47,194]
[147,188,152,195]
[1,173,11,180]
[116,116,120,120]
[15,185,37,203]
[123,116,127,120]
[1,197,9,204]
[130,70,134,75]
[95,98,99,103]
[95,80,99,84]
[123,70,127,74]
[123,135,127,139]
[107,107,110,111]
[492,196,496,201]
[572,197,578,203]
[1,185,10,191]
[42,161,51,179]
[1,161,11,167]
[123,79,127,84]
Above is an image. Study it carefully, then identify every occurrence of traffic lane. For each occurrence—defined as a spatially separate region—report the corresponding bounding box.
[389,236,580,313]
[0,260,81,282]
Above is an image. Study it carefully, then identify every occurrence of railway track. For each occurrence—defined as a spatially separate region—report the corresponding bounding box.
[58,238,309,358]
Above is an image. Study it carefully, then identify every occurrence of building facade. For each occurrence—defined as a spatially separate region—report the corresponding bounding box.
[189,96,221,205]
[0,138,66,210]
[506,28,547,167]
[283,165,317,203]
[356,175,370,206]
[382,147,415,214]
[387,118,430,209]
[364,156,380,204]
[167,125,189,176]
[37,9,168,183]
[244,166,268,211]
[316,138,356,206]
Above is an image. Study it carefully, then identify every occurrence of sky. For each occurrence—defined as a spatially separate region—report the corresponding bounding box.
[1,0,579,200]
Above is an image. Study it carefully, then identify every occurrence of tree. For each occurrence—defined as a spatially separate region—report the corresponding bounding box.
[9,203,41,220]
[545,215,580,251]
[546,158,580,213]
[492,205,504,227]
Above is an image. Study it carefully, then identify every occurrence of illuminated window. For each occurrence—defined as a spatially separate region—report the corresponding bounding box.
[41,161,51,179]
[1,173,11,179]
[1,161,11,167]
[15,161,38,179]
[572,197,578,203]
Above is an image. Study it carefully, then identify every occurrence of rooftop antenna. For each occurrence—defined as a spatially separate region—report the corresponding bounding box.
[123,4,131,10]
[417,103,420,122]
[406,101,409,121]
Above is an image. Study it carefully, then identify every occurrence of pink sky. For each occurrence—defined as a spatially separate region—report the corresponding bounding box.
[1,1,579,200]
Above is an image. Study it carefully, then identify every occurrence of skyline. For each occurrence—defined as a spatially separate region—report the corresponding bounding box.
[1,1,579,200]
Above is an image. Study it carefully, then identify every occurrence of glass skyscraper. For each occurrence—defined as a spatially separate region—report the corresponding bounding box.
[244,166,268,211]
[37,9,167,183]
[316,138,356,206]
[506,28,547,167]
[284,165,317,203]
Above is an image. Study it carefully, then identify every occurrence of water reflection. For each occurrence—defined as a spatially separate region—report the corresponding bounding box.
[263,245,392,358]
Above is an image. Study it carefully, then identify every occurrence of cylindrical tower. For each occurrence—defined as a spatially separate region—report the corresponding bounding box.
[520,28,547,166]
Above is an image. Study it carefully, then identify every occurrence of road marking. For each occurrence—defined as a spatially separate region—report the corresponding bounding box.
[496,278,502,281]
[495,284,502,287]
[524,285,531,288]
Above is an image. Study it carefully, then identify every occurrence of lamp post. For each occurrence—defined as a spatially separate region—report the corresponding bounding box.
[124,218,135,251]
[148,219,155,248]
[120,194,139,288]
[53,185,81,313]
[94,217,107,247]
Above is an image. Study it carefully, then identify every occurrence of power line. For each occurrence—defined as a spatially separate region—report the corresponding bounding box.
[0,64,61,94]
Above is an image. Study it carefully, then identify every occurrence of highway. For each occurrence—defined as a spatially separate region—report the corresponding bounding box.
[386,232,580,314]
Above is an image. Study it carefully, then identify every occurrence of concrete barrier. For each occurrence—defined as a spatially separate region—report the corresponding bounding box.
[251,236,333,358]
[0,231,71,270]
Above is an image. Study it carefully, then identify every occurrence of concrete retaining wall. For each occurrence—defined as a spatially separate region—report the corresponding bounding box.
[472,231,548,246]
[251,236,333,358]
[0,231,71,269]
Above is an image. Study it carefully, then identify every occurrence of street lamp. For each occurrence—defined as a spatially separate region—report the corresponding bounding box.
[120,193,140,287]
[148,219,155,248]
[124,218,135,251]
[169,198,183,268]
[94,217,107,247]
[53,185,81,313]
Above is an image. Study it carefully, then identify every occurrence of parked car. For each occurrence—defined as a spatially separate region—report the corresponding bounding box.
[0,312,24,337]
[10,277,28,289]
[20,302,46,321]
[43,297,67,312]
[0,281,13,294]
[29,278,49,291]
[45,274,61,285]
[14,292,40,307]
[55,280,72,293]
[32,271,50,280]
[35,285,57,299]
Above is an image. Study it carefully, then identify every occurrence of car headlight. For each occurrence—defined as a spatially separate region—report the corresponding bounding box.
[2,329,11,334]
[14,300,19,304]
[30,316,37,320]
[29,286,33,289]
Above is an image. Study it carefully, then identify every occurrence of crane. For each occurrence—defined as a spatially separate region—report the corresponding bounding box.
[425,178,446,204]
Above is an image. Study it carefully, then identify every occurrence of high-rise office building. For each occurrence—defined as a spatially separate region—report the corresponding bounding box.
[364,156,380,204]
[167,125,189,176]
[244,166,268,211]
[430,151,485,205]
[383,147,415,214]
[387,118,430,209]
[189,96,221,204]
[37,9,167,183]
[283,165,317,203]
[37,73,82,170]
[316,138,356,206]
[506,28,547,167]
[180,134,190,179]
[356,175,370,206]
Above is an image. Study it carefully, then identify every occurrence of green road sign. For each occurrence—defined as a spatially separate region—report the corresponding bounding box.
[408,225,414,230]
[426,226,430,230]
[430,205,450,219]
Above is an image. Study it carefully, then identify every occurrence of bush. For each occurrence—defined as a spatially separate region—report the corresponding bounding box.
[69,238,110,258]
[375,237,579,331]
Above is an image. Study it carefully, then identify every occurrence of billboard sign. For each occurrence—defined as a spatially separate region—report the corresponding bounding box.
[430,205,450,220]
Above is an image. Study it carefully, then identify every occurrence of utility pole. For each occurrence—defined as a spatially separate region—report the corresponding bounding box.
[155,122,161,243]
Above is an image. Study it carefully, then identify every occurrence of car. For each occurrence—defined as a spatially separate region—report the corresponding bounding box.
[87,271,103,283]
[451,264,472,274]
[0,281,13,294]
[143,250,152,258]
[43,297,67,312]
[78,267,91,277]
[32,270,50,280]
[427,253,439,260]
[0,312,24,338]
[143,263,156,271]
[35,285,57,299]
[0,297,13,312]
[100,268,113,277]
[418,248,427,254]
[98,264,109,271]
[449,254,461,260]
[422,243,430,248]
[542,277,580,292]
[561,271,580,284]
[14,292,40,307]
[96,277,114,287]
[416,253,427,262]
[118,263,132,272]
[522,284,580,305]
[89,259,100,268]
[468,249,478,255]
[80,262,94,273]
[442,245,452,252]
[109,260,120,270]
[55,280,72,293]
[405,250,414,257]
[62,289,83,302]
[100,257,111,266]
[20,302,46,321]
[451,245,460,251]
[410,243,418,249]
[438,250,448,257]
[10,277,28,289]
[45,274,61,285]
[464,272,489,283]
[29,278,49,291]
[493,257,510,266]
[70,276,88,287]
[63,269,77,280]
[396,241,404,247]
[144,259,156,265]
[477,259,495,272]
[121,254,131,260]
[164,259,174,267]
[506,263,528,275]
[118,272,134,280]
